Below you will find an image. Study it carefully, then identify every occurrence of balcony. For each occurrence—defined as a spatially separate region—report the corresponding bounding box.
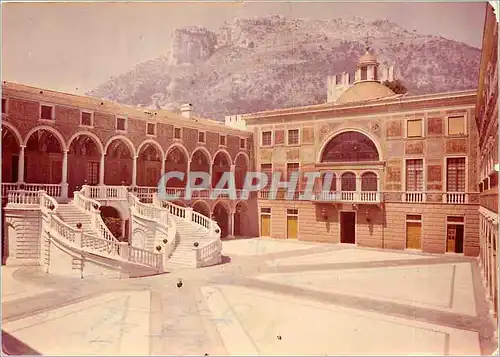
[258,190,382,204]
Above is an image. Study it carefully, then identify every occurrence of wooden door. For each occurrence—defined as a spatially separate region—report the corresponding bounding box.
[261,215,271,237]
[287,216,298,239]
[406,222,422,249]
[446,225,456,252]
[340,212,356,244]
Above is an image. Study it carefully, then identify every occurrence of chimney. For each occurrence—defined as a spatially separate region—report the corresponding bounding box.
[180,103,193,118]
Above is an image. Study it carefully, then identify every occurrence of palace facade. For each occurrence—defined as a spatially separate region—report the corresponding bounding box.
[0,4,497,285]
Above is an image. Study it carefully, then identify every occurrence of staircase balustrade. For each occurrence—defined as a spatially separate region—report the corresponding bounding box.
[8,190,42,205]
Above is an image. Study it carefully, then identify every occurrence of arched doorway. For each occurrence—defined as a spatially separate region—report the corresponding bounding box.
[212,201,230,238]
[164,145,188,188]
[68,134,102,196]
[100,206,125,241]
[234,201,248,237]
[2,126,20,183]
[320,131,379,163]
[105,139,134,186]
[234,153,249,190]
[137,143,163,187]
[192,200,210,217]
[25,129,64,184]
[212,151,231,188]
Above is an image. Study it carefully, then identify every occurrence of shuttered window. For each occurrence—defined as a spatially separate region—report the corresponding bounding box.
[261,164,273,189]
[447,158,466,192]
[406,159,423,191]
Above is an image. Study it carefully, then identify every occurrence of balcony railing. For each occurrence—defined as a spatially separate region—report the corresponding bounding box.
[258,190,382,203]
[444,192,468,204]
[402,192,426,203]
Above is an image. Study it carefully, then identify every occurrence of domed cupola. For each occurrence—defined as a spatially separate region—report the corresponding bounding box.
[354,46,380,83]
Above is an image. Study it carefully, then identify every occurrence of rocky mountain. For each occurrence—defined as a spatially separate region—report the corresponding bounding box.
[88,15,481,120]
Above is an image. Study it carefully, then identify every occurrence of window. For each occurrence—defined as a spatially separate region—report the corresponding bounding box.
[41,105,54,120]
[261,131,272,146]
[287,208,298,215]
[174,127,181,139]
[220,135,226,146]
[81,112,93,126]
[407,119,422,138]
[261,163,273,189]
[287,163,300,181]
[87,162,99,185]
[406,159,423,191]
[360,66,367,80]
[147,123,156,135]
[288,129,299,145]
[1,98,6,114]
[448,116,465,135]
[240,138,246,149]
[116,117,126,131]
[198,131,205,143]
[447,157,466,192]
[261,207,271,214]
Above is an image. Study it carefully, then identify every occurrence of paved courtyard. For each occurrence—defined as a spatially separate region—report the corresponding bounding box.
[2,238,498,355]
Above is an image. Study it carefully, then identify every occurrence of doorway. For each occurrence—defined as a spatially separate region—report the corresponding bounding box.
[260,208,271,237]
[406,214,422,250]
[340,211,356,244]
[286,208,298,239]
[446,216,465,253]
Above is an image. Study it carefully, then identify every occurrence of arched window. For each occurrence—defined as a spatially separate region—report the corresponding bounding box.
[341,172,356,191]
[361,172,378,191]
[321,131,379,163]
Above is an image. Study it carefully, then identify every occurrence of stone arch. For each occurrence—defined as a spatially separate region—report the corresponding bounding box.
[2,124,22,183]
[192,200,211,217]
[360,171,378,191]
[340,171,357,191]
[212,200,230,239]
[137,139,165,161]
[2,122,22,147]
[24,128,65,184]
[190,147,211,180]
[212,149,233,166]
[164,143,189,188]
[67,133,103,196]
[137,140,164,187]
[104,137,134,186]
[234,152,250,190]
[67,131,104,156]
[212,149,232,188]
[104,135,136,158]
[99,206,125,241]
[317,128,382,163]
[23,125,67,151]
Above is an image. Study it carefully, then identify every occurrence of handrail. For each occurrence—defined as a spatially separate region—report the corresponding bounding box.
[78,186,119,244]
[7,190,42,205]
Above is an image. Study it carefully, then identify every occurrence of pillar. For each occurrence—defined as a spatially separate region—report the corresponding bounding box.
[99,154,105,185]
[132,155,137,187]
[228,211,235,238]
[18,145,25,183]
[61,150,69,200]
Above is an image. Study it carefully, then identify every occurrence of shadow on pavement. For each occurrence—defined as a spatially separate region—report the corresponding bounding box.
[2,330,41,355]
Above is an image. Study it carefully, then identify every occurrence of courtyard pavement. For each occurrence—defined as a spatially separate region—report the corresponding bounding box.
[1,238,498,355]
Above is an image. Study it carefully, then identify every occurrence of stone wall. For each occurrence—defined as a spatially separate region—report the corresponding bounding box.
[4,208,41,265]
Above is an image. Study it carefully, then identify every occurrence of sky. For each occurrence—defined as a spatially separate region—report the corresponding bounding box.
[1,1,487,94]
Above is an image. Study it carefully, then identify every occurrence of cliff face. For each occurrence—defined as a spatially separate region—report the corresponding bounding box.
[168,26,218,65]
[88,15,481,120]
